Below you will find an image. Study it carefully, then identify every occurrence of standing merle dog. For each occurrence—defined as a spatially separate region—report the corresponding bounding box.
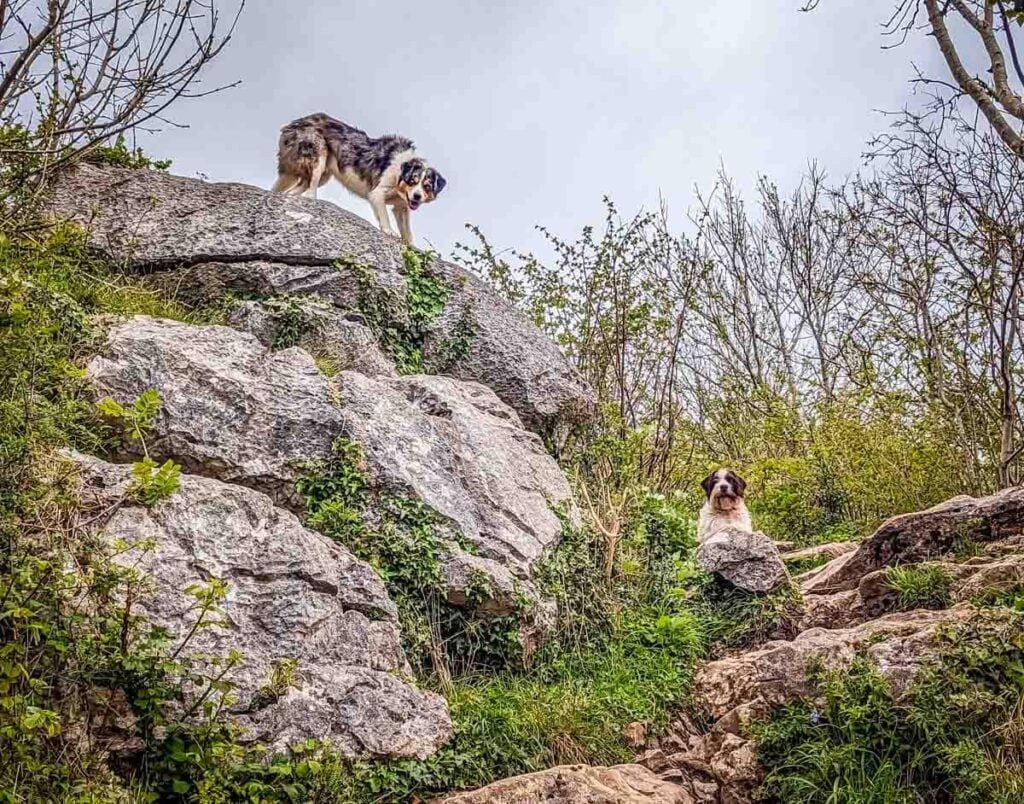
[272,113,446,246]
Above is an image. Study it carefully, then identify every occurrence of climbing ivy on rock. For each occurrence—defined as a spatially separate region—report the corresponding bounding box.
[295,437,522,678]
[342,247,474,375]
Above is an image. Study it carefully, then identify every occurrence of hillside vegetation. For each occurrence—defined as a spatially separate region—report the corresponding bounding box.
[2,2,1024,802]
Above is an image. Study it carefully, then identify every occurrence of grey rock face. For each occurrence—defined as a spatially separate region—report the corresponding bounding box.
[71,452,451,758]
[227,298,397,377]
[145,259,383,313]
[336,371,573,611]
[87,317,572,611]
[87,316,345,509]
[51,164,593,434]
[696,529,790,593]
[803,486,1024,594]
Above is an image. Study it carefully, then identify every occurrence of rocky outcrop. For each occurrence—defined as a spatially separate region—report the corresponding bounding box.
[803,487,1024,594]
[87,316,572,611]
[50,164,593,434]
[795,552,1024,630]
[227,298,396,377]
[693,606,984,720]
[696,529,790,593]
[71,452,451,758]
[438,764,697,803]
[656,489,1024,802]
[336,371,573,612]
[88,316,345,509]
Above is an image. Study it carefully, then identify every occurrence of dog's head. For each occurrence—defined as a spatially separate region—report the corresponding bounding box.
[701,468,747,512]
[398,158,447,211]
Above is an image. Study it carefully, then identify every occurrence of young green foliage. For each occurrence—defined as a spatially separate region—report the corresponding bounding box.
[885,564,953,611]
[751,616,1024,803]
[345,247,471,374]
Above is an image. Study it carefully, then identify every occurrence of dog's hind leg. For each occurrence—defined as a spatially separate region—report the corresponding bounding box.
[272,173,305,193]
[305,154,327,200]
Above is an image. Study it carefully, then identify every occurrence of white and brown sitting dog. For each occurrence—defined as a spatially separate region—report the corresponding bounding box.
[697,468,752,543]
[272,112,446,246]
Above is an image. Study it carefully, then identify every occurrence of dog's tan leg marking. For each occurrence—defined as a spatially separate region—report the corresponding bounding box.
[272,174,304,193]
[369,188,396,236]
[393,204,413,245]
[305,155,327,200]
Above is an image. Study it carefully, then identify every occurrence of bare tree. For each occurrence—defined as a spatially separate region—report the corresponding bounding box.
[854,110,1024,487]
[805,0,1024,157]
[1,0,243,224]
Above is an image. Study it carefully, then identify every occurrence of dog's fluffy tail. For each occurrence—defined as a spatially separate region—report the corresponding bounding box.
[275,123,327,193]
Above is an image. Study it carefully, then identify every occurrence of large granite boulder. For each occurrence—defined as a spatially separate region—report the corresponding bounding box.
[87,317,572,611]
[50,164,594,435]
[71,452,451,757]
[438,764,695,803]
[803,486,1024,594]
[696,529,790,593]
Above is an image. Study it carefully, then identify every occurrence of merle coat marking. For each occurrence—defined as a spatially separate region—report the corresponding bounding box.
[272,113,446,246]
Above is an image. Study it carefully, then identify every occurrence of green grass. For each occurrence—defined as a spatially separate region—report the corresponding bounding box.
[884,564,953,611]
[751,616,1024,803]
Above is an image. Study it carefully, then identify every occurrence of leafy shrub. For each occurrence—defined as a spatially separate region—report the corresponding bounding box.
[885,564,953,611]
[262,294,324,350]
[129,457,182,506]
[751,616,1024,803]
[296,437,521,678]
[83,135,173,171]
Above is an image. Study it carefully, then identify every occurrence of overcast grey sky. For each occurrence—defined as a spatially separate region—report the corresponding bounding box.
[140,0,940,257]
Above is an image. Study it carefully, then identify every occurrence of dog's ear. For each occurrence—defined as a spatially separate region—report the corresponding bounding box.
[400,159,422,186]
[432,170,447,196]
[700,471,717,498]
[728,470,747,497]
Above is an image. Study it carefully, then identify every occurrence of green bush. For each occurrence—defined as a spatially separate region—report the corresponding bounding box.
[83,135,173,171]
[751,616,1024,803]
[349,247,461,374]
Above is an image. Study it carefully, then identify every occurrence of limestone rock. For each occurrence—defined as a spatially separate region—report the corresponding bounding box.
[87,317,573,612]
[87,316,345,509]
[336,371,574,611]
[147,259,378,313]
[800,554,1024,628]
[71,452,451,758]
[696,529,790,593]
[796,589,862,631]
[952,553,1024,602]
[693,606,983,720]
[51,164,594,434]
[438,764,694,803]
[780,541,858,565]
[803,487,1024,594]
[227,298,396,377]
